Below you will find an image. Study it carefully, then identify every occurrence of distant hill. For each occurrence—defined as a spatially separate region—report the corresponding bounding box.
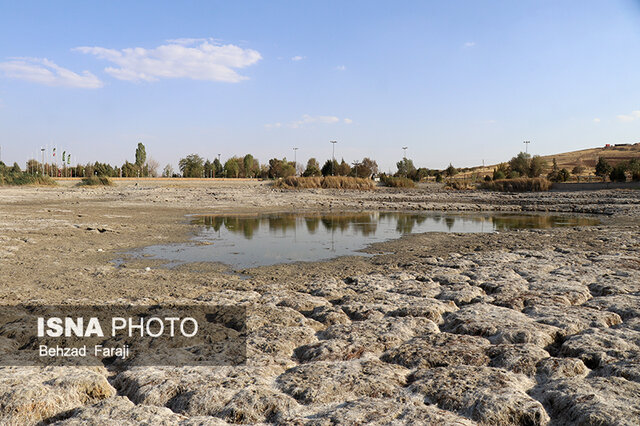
[463,142,640,178]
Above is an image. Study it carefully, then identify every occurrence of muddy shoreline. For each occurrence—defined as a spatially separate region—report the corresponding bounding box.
[0,180,638,425]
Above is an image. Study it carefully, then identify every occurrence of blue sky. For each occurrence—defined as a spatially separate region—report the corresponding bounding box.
[1,1,640,173]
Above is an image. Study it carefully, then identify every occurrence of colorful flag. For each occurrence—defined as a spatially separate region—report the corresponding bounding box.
[62,151,66,162]
[53,148,56,157]
[67,154,71,165]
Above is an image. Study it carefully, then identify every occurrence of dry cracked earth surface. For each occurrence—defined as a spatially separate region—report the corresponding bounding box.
[0,179,638,425]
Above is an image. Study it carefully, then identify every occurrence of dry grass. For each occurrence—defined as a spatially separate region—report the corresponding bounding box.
[457,143,640,180]
[274,176,375,190]
[446,181,475,190]
[0,174,56,186]
[78,176,113,186]
[381,176,415,188]
[481,177,552,192]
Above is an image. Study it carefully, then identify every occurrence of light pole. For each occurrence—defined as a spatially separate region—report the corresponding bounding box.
[217,154,221,178]
[330,141,337,175]
[40,148,45,175]
[352,161,361,178]
[523,140,530,154]
[402,146,408,158]
[293,147,298,176]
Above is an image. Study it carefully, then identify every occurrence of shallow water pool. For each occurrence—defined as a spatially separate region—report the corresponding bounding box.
[126,212,599,269]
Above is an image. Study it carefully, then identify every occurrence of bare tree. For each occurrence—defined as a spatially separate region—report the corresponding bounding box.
[147,157,160,177]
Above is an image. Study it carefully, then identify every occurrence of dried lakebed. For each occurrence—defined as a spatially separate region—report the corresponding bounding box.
[0,181,638,425]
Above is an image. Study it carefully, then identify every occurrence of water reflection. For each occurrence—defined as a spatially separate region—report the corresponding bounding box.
[192,212,599,240]
[130,212,602,269]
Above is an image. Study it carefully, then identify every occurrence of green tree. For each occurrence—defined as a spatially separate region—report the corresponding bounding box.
[213,158,223,177]
[555,168,571,182]
[321,159,339,176]
[528,155,546,177]
[595,157,612,181]
[121,161,138,177]
[361,157,378,178]
[224,157,240,178]
[303,158,322,177]
[509,152,531,177]
[204,160,214,178]
[572,164,585,175]
[628,158,640,181]
[162,164,173,177]
[135,142,146,174]
[493,163,508,180]
[243,154,255,178]
[336,159,351,176]
[179,154,205,178]
[395,158,416,178]
[445,163,458,178]
[609,164,627,182]
[10,162,21,173]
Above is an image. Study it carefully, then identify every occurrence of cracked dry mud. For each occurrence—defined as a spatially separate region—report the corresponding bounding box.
[0,180,639,425]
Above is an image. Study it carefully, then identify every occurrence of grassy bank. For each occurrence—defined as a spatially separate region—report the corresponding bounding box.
[274,176,375,190]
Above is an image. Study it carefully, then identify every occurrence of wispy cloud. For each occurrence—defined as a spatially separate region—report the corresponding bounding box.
[617,110,640,122]
[291,55,305,62]
[335,65,346,71]
[265,114,352,129]
[464,41,476,48]
[74,38,261,83]
[0,57,103,88]
[593,118,601,123]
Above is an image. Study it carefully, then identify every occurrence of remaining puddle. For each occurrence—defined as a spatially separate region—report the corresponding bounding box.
[125,212,599,269]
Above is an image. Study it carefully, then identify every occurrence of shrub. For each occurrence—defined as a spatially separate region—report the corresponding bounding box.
[609,164,627,182]
[0,173,56,186]
[380,175,415,188]
[595,157,612,180]
[480,177,551,192]
[553,168,570,182]
[273,176,374,190]
[446,181,474,190]
[79,175,113,186]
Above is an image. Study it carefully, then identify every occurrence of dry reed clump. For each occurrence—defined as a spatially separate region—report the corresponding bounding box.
[380,176,415,188]
[78,175,113,186]
[445,181,475,190]
[274,176,375,190]
[481,177,551,192]
[0,174,56,186]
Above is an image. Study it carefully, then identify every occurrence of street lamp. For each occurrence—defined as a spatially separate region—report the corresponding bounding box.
[402,146,408,158]
[293,147,298,176]
[352,161,361,178]
[523,140,530,154]
[330,141,337,175]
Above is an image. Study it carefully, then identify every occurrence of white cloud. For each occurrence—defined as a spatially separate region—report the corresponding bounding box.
[266,114,349,129]
[617,110,640,122]
[74,38,261,83]
[291,55,305,61]
[593,118,601,123]
[0,57,103,88]
[464,41,476,48]
[335,65,346,71]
